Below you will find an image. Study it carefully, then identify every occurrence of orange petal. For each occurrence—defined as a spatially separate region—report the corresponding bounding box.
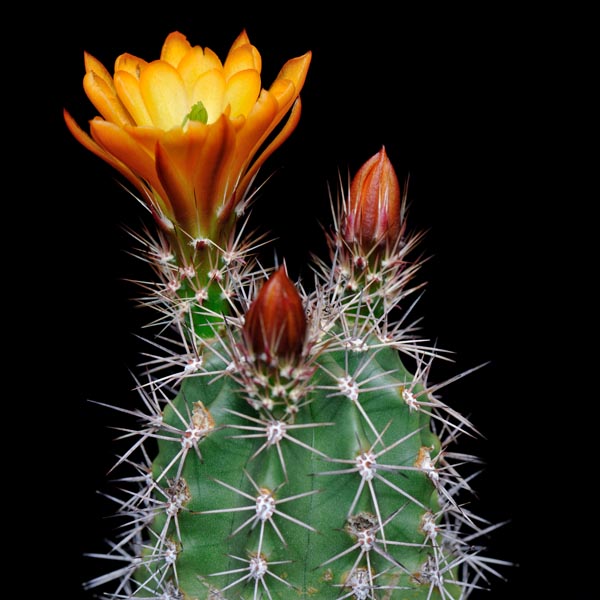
[160,31,192,68]
[230,30,252,52]
[64,110,157,212]
[114,69,153,126]
[64,111,122,171]
[123,125,163,156]
[224,69,261,118]
[218,90,278,222]
[224,44,261,79]
[139,61,189,129]
[230,89,278,164]
[190,69,226,124]
[90,119,153,174]
[234,96,303,215]
[267,78,296,112]
[190,117,238,231]
[273,51,311,94]
[156,121,238,238]
[114,53,149,78]
[90,119,170,213]
[83,71,133,126]
[84,52,116,92]
[155,128,205,238]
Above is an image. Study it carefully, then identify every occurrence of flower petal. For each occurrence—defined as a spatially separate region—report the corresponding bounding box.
[83,71,133,126]
[114,52,148,77]
[90,119,172,216]
[89,119,153,177]
[64,111,127,175]
[114,69,153,126]
[228,30,259,66]
[84,52,116,92]
[230,89,278,165]
[139,61,189,129]
[224,44,261,79]
[270,51,311,104]
[156,117,237,238]
[267,78,296,111]
[160,31,192,67]
[155,126,207,237]
[178,46,223,91]
[64,110,163,222]
[123,125,163,156]
[193,118,238,220]
[190,68,226,124]
[234,96,303,217]
[224,69,261,118]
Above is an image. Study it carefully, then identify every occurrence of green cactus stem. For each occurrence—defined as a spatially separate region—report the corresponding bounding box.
[80,170,508,598]
[144,341,463,598]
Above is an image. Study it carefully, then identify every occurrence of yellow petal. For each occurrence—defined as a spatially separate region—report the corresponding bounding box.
[84,52,116,93]
[114,70,153,126]
[224,69,261,118]
[230,30,252,52]
[160,31,192,68]
[273,51,311,95]
[190,69,226,124]
[114,53,148,78]
[224,44,261,79]
[228,31,261,71]
[178,46,224,95]
[139,60,189,130]
[237,90,278,152]
[83,71,133,126]
[267,78,296,111]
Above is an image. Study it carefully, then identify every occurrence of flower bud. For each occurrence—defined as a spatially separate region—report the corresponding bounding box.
[343,146,402,250]
[243,267,307,364]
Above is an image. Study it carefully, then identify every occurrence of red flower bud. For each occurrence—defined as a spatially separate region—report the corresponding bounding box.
[343,146,402,249]
[243,267,307,363]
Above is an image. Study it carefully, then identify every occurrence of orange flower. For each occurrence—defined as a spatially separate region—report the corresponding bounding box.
[64,31,311,248]
[243,267,307,365]
[343,146,403,251]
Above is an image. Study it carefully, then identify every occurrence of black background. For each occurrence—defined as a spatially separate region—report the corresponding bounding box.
[31,3,582,598]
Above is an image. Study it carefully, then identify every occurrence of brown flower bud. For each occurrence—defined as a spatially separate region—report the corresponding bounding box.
[343,146,402,249]
[243,267,307,363]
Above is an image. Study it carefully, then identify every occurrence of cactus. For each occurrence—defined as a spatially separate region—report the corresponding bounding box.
[66,29,508,600]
